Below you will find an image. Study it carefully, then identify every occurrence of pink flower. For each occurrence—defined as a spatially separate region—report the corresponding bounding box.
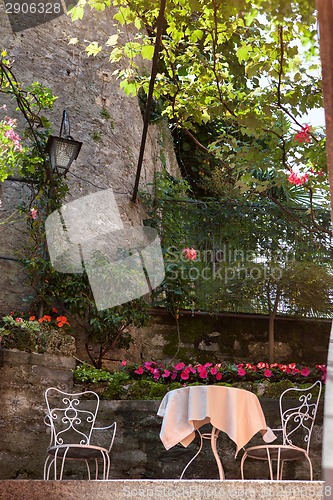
[238,367,246,376]
[15,317,23,322]
[183,247,197,260]
[162,369,170,378]
[301,367,310,377]
[288,170,309,186]
[264,369,272,378]
[294,124,311,143]
[171,371,177,380]
[180,370,190,380]
[198,368,208,379]
[121,360,127,367]
[153,368,160,380]
[215,372,222,381]
[30,208,38,220]
[257,362,267,369]
[1,104,7,110]
[288,363,296,369]
[210,367,218,375]
[134,366,144,375]
[174,362,185,370]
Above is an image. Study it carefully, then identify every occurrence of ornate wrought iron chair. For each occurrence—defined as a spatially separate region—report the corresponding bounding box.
[44,387,116,480]
[241,380,322,480]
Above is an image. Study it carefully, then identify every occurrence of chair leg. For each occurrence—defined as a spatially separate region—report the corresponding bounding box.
[84,459,91,480]
[106,452,111,480]
[276,448,281,481]
[279,460,285,480]
[95,458,99,480]
[54,449,59,480]
[60,448,69,480]
[44,456,50,480]
[266,447,274,480]
[304,454,313,480]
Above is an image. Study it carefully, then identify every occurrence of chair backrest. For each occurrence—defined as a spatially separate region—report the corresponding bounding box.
[279,380,322,454]
[45,387,100,447]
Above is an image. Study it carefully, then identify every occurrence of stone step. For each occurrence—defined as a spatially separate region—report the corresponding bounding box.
[0,480,326,500]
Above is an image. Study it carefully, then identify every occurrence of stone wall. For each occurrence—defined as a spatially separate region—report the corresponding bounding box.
[0,8,179,312]
[99,311,331,369]
[0,349,324,481]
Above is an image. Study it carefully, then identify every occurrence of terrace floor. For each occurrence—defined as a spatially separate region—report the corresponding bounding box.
[0,479,326,500]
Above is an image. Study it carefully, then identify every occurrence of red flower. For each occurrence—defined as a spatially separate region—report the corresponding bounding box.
[294,124,311,143]
[121,360,127,367]
[288,170,309,186]
[135,366,144,375]
[183,247,197,260]
[174,362,185,370]
[29,316,36,321]
[264,369,272,378]
[162,369,170,378]
[56,316,69,327]
[301,367,310,377]
[215,372,222,381]
[38,315,52,323]
[238,367,246,376]
[52,307,59,313]
[15,317,23,323]
[180,370,190,380]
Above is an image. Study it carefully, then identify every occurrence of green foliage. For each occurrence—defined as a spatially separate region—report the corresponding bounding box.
[71,361,325,400]
[0,314,73,354]
[143,171,333,319]
[68,0,327,205]
[0,50,57,182]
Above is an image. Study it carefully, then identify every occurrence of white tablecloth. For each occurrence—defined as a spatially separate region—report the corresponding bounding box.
[157,385,276,456]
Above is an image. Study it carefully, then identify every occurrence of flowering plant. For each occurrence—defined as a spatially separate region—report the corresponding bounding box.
[0,105,27,181]
[121,360,326,385]
[0,309,72,353]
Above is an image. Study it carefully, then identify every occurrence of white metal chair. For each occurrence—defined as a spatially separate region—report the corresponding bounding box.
[44,387,116,480]
[241,380,322,480]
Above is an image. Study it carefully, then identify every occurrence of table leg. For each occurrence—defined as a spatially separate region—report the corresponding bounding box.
[210,426,225,480]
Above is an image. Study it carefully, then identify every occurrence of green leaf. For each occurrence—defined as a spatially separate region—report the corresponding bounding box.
[141,45,154,60]
[85,42,102,56]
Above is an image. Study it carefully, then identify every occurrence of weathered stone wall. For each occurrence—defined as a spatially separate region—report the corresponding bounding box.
[0,349,324,481]
[0,8,179,312]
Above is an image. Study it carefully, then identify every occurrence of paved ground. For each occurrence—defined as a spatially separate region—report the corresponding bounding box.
[0,479,327,500]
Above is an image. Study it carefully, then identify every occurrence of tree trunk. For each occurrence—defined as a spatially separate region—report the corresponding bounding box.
[268,312,275,365]
[268,288,281,364]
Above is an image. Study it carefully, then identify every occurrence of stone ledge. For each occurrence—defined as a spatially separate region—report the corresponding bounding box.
[0,480,326,500]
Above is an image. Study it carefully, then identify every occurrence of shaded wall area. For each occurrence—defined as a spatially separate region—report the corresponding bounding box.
[102,311,331,369]
[0,349,323,481]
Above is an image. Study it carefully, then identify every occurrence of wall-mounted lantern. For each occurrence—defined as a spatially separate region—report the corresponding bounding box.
[46,110,82,177]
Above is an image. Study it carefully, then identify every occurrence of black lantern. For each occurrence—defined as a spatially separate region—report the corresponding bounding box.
[46,110,82,176]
